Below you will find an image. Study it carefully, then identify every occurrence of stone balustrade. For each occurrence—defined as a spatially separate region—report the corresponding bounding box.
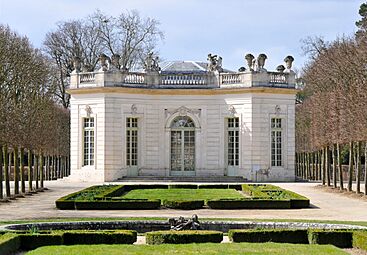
[70,70,296,89]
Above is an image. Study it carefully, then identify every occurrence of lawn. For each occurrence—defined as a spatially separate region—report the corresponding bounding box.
[121,188,244,202]
[26,243,347,255]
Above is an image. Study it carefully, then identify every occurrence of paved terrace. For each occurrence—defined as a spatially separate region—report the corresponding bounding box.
[0,181,366,221]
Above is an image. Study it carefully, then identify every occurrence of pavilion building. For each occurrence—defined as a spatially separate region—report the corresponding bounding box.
[67,53,297,182]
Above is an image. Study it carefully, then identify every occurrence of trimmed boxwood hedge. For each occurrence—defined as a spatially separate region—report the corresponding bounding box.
[146,230,223,244]
[56,184,310,210]
[228,229,308,244]
[163,200,204,210]
[308,229,353,248]
[74,200,161,210]
[353,231,367,251]
[0,234,20,255]
[19,233,63,250]
[168,184,198,189]
[62,230,137,245]
[207,199,291,209]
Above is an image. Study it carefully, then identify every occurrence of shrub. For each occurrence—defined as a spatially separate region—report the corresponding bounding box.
[207,199,291,209]
[163,200,204,210]
[228,229,308,244]
[228,184,242,190]
[74,200,161,210]
[146,230,223,244]
[353,231,367,251]
[0,234,21,255]
[308,229,353,248]
[19,233,63,250]
[62,230,137,245]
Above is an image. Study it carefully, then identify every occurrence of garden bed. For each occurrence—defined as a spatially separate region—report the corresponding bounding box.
[55,184,310,210]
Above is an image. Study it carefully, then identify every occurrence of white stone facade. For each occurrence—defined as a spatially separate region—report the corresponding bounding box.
[67,59,297,182]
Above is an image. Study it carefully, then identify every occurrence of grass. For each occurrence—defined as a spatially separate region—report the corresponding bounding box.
[26,242,348,255]
[121,189,244,203]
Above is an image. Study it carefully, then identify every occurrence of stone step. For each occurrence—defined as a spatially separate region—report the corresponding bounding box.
[116,176,249,183]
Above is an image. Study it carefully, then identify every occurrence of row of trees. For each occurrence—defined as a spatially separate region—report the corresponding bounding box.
[295,3,367,195]
[0,24,70,199]
[0,10,164,198]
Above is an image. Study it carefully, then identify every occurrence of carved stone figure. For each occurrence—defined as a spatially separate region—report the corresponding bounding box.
[144,52,160,72]
[82,64,94,72]
[99,53,110,71]
[257,54,267,72]
[284,55,294,71]
[207,53,223,72]
[245,53,255,71]
[276,65,285,73]
[169,214,201,231]
[72,56,81,73]
[111,54,121,69]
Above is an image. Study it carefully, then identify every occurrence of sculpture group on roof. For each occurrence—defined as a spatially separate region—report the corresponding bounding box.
[72,51,294,75]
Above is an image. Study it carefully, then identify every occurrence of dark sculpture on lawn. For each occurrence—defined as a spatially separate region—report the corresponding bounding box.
[169,214,201,230]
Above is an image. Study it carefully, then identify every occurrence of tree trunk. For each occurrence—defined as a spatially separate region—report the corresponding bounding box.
[0,144,3,199]
[3,146,10,197]
[34,154,39,190]
[8,150,12,196]
[40,154,44,188]
[337,143,343,191]
[52,155,56,180]
[326,146,331,186]
[20,148,25,193]
[332,144,337,188]
[13,147,19,195]
[356,141,361,194]
[364,142,367,195]
[28,149,32,192]
[321,148,325,185]
[348,141,353,192]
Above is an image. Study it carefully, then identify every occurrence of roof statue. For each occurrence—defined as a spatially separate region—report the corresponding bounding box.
[207,53,223,72]
[144,52,160,72]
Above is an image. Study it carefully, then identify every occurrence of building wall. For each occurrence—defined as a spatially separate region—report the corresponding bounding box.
[69,91,295,182]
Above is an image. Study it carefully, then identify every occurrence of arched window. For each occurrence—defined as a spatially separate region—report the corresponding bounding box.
[170,116,195,128]
[170,116,195,175]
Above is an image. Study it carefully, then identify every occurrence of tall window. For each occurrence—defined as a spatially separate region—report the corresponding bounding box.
[126,118,138,166]
[227,117,239,166]
[83,117,94,166]
[271,118,282,167]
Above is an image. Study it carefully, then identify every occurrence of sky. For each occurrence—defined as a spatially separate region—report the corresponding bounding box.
[0,0,363,71]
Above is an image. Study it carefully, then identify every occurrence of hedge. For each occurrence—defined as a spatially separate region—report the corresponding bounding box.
[353,231,367,251]
[146,230,223,244]
[228,229,308,244]
[19,233,63,250]
[198,184,230,189]
[168,184,198,189]
[308,229,353,248]
[0,234,20,255]
[62,230,137,245]
[94,185,125,200]
[74,200,161,210]
[163,200,204,210]
[207,199,291,209]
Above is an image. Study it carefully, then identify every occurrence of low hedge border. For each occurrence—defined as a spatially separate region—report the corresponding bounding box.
[163,200,204,210]
[62,230,137,245]
[207,199,291,209]
[353,231,367,251]
[74,200,161,210]
[56,184,310,210]
[146,230,223,244]
[0,234,20,254]
[308,229,353,248]
[94,185,125,200]
[19,233,63,250]
[228,229,308,244]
